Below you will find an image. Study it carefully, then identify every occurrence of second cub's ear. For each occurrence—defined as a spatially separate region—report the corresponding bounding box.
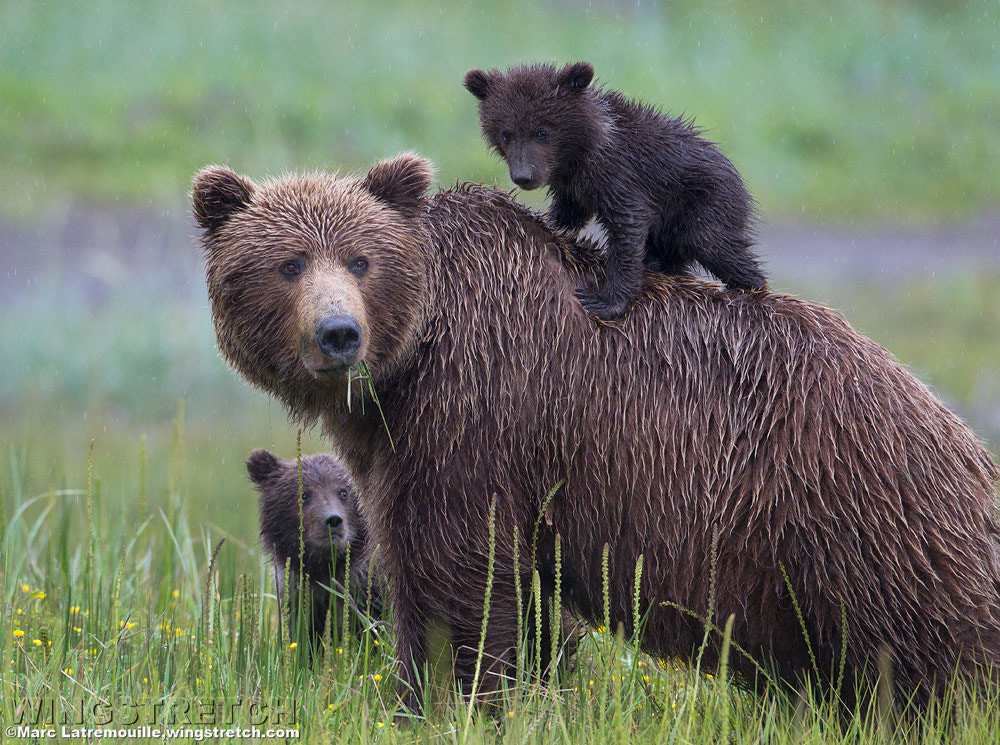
[556,61,594,92]
[192,167,255,231]
[246,449,281,484]
[362,153,433,217]
[463,68,497,100]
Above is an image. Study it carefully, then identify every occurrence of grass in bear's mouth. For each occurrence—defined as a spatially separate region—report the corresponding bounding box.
[348,359,395,452]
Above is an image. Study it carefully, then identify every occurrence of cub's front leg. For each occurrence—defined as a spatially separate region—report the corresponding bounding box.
[574,212,648,322]
[547,191,591,234]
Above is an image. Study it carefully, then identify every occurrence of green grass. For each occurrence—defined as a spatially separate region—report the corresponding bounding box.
[3,430,1000,744]
[1,0,998,223]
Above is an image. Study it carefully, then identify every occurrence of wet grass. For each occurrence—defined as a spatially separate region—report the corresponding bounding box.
[3,426,1000,744]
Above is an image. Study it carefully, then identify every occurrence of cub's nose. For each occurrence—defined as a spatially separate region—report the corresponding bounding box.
[510,170,534,188]
[315,315,362,360]
[326,515,344,530]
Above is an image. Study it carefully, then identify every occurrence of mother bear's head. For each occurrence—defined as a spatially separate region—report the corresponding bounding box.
[192,155,434,417]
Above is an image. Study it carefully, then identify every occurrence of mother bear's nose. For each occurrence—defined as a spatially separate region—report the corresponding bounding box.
[315,315,362,360]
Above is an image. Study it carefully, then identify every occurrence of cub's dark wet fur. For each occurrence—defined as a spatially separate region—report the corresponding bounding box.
[464,61,765,320]
[248,449,381,647]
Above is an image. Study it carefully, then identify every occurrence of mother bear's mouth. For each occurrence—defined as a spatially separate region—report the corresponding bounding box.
[306,362,352,379]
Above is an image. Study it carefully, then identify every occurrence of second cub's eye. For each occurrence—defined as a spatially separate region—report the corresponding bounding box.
[535,128,548,140]
[338,489,349,501]
[500,130,512,143]
[279,259,303,277]
[300,491,311,503]
[348,257,368,276]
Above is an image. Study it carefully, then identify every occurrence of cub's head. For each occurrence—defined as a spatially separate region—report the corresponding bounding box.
[248,449,365,567]
[193,155,434,421]
[464,61,597,191]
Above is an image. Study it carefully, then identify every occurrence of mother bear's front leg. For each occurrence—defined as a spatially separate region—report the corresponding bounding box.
[381,485,534,715]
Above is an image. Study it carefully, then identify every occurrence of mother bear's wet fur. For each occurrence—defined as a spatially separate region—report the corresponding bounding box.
[194,155,1000,713]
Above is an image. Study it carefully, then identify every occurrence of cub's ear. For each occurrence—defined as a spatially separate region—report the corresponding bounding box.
[362,153,433,217]
[555,61,594,92]
[246,449,281,484]
[192,166,255,231]
[463,68,498,100]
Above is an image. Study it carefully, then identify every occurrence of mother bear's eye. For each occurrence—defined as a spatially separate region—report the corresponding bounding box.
[338,488,349,501]
[279,259,303,277]
[348,257,368,277]
[300,491,311,503]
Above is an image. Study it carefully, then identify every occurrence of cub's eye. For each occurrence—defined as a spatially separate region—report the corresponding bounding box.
[500,130,512,144]
[279,259,303,277]
[348,257,368,276]
[535,128,548,140]
[300,491,312,503]
[338,489,349,501]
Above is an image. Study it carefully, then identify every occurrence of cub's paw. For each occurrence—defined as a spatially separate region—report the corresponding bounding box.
[574,287,627,322]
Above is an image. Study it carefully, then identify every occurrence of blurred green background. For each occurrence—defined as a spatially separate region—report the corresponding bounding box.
[1,0,998,560]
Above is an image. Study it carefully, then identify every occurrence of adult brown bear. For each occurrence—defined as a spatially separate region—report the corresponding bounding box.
[193,155,1000,713]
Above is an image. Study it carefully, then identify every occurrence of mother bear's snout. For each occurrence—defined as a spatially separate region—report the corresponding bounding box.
[315,314,363,364]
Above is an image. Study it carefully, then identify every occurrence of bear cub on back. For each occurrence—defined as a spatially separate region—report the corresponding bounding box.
[464,61,766,320]
[248,449,381,646]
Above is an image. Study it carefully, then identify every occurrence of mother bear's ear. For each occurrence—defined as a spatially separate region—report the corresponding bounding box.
[362,153,433,217]
[192,166,255,231]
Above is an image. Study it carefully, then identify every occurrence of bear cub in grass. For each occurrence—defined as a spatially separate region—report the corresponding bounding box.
[464,61,765,320]
[248,449,381,646]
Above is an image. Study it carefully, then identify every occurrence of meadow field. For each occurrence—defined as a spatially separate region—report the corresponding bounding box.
[2,1,999,742]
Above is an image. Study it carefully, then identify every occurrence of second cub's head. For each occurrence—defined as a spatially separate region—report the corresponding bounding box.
[464,61,597,191]
[193,155,433,420]
[248,449,365,565]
